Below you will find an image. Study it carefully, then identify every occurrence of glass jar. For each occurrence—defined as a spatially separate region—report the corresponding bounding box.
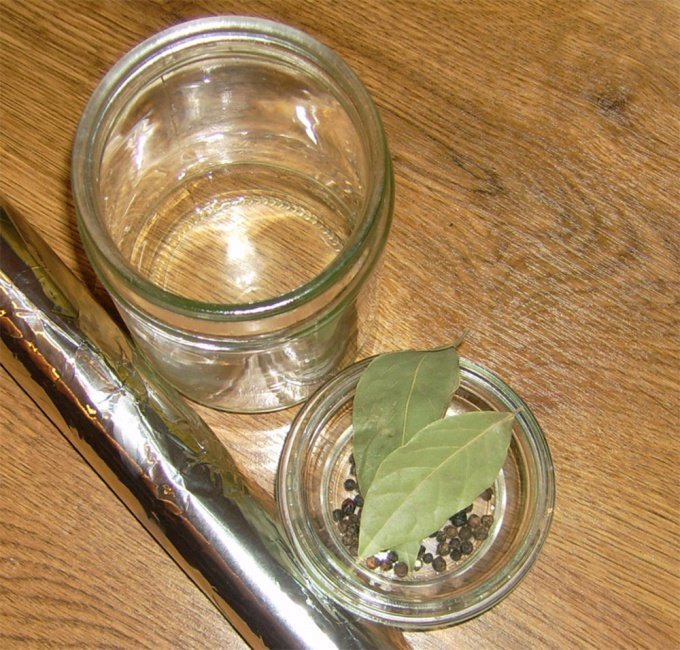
[277,357,555,629]
[72,17,393,412]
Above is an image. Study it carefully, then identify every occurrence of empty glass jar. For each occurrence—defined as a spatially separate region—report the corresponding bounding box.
[72,17,393,412]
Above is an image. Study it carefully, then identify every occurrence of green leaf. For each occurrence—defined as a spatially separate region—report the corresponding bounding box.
[352,347,460,496]
[357,411,515,562]
[393,541,421,570]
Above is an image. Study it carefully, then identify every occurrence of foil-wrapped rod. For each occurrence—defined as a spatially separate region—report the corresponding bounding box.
[0,200,407,650]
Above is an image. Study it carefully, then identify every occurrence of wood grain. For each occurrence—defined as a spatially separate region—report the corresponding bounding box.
[1,1,678,648]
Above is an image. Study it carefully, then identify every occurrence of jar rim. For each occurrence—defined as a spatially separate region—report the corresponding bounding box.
[72,16,392,322]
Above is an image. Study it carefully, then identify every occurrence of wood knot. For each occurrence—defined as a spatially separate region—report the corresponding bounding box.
[591,85,632,121]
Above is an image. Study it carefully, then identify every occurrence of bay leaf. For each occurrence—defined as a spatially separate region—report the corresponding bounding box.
[357,411,514,563]
[352,346,460,496]
[392,541,421,571]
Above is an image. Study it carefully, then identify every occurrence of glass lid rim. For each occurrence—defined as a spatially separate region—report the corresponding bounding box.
[276,355,556,628]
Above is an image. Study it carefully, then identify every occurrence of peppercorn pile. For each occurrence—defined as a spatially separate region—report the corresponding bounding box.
[333,454,496,578]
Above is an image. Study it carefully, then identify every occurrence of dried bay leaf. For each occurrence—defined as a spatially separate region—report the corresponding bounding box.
[352,346,460,496]
[357,411,515,563]
[392,542,421,571]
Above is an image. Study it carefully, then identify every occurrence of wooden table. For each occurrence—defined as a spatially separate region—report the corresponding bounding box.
[1,1,678,648]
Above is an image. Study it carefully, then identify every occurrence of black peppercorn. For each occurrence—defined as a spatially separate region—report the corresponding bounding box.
[437,541,451,556]
[366,556,380,570]
[467,514,482,530]
[394,562,409,578]
[341,498,356,516]
[481,514,495,527]
[459,525,472,541]
[344,478,357,491]
[473,528,488,541]
[461,540,474,555]
[422,552,434,564]
[449,547,462,561]
[443,525,457,539]
[332,508,343,522]
[432,556,447,572]
[354,494,364,508]
[450,510,468,527]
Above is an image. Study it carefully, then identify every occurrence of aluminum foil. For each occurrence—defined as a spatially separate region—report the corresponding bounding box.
[0,200,408,650]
